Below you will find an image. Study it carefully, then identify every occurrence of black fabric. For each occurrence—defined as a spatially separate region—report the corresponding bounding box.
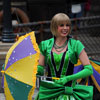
[65,60,74,86]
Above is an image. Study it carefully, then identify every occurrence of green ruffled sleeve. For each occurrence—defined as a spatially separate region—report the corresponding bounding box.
[74,40,85,58]
[38,38,54,65]
[68,39,85,64]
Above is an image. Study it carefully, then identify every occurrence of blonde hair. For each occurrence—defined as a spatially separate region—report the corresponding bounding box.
[50,13,71,36]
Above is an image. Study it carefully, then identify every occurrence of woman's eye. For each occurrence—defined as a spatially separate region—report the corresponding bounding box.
[60,24,64,27]
[65,24,70,26]
[59,24,70,27]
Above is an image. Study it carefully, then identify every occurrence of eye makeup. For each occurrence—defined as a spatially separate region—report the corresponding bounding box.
[59,24,70,27]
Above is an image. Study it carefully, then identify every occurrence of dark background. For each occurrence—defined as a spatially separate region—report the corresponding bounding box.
[0,0,99,22]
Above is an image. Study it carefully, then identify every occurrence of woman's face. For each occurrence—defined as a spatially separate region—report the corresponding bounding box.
[57,22,70,37]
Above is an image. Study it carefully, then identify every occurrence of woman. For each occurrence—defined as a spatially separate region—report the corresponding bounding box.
[36,13,93,100]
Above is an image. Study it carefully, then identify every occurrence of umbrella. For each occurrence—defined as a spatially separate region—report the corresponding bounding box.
[74,58,100,92]
[1,31,40,100]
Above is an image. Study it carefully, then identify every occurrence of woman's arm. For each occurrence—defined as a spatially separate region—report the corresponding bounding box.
[37,53,45,76]
[39,53,45,66]
[79,49,90,66]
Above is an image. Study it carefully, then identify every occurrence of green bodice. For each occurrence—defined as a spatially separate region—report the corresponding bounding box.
[47,51,70,78]
[39,37,84,65]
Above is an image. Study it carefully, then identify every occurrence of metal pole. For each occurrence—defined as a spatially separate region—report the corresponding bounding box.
[2,0,16,42]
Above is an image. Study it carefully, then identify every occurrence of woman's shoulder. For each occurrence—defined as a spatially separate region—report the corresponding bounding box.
[39,38,54,55]
[68,38,77,45]
[68,38,84,50]
[39,38,54,50]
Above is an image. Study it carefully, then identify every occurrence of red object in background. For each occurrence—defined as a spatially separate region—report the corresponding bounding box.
[85,0,91,11]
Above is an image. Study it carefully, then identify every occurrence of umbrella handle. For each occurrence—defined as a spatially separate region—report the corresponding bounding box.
[37,75,60,80]
[52,77,59,80]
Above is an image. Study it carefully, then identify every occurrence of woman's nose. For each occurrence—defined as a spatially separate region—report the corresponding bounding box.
[63,25,67,29]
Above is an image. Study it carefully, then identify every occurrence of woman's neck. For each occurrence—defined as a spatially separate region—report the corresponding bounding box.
[55,37,67,46]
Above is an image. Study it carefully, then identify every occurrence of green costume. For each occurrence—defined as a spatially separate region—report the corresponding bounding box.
[36,37,93,100]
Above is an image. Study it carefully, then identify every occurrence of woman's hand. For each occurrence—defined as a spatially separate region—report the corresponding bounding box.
[55,76,70,85]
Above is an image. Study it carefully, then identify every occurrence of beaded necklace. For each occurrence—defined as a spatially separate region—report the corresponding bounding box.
[54,40,67,52]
